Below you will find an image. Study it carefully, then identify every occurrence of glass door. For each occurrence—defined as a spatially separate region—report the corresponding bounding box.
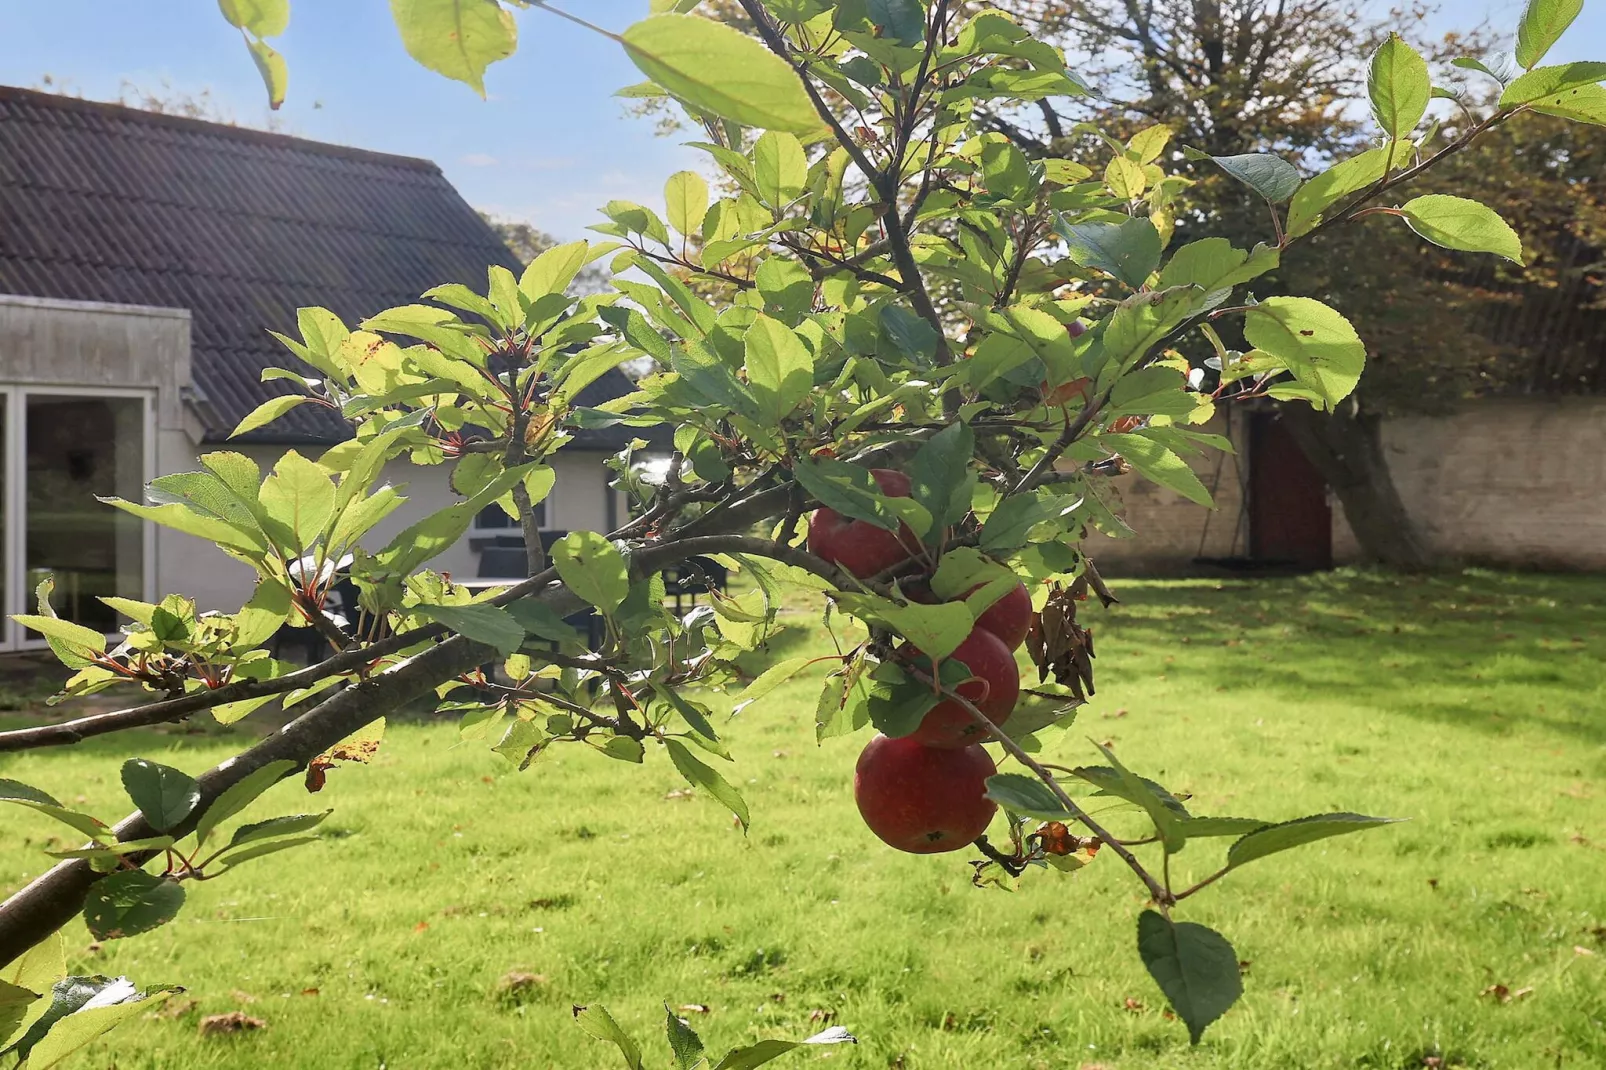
[19,392,148,637]
[0,389,10,650]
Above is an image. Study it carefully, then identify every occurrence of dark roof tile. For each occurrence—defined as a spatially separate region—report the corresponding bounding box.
[0,86,652,449]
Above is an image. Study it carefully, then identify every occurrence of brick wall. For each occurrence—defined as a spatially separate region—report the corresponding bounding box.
[1334,397,1606,570]
[1087,399,1606,574]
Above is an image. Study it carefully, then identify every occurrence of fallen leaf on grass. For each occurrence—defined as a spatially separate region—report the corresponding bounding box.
[1479,983,1534,1003]
[157,998,200,1019]
[198,1012,267,1037]
[1122,997,1144,1013]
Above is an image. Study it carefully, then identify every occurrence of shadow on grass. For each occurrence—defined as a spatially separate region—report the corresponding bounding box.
[1090,567,1606,746]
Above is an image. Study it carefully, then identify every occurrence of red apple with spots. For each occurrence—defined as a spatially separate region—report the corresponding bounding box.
[853,734,999,854]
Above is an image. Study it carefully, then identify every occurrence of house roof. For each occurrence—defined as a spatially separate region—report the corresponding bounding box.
[0,85,647,450]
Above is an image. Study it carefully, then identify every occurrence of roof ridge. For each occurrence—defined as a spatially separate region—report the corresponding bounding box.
[0,84,443,173]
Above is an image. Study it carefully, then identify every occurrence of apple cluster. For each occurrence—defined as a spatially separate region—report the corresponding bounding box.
[807,470,1033,855]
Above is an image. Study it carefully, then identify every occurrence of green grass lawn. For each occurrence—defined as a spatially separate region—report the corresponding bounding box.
[3,569,1604,1069]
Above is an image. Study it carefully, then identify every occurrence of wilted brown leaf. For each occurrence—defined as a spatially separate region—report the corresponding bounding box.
[198,1012,267,1037]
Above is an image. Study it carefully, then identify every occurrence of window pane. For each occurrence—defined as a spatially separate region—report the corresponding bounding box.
[25,395,144,634]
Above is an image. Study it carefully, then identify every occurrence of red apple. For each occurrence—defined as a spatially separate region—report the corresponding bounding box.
[902,625,1020,749]
[806,468,921,579]
[853,734,998,854]
[970,579,1033,652]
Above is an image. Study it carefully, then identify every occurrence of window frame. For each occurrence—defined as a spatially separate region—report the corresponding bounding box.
[1,385,156,651]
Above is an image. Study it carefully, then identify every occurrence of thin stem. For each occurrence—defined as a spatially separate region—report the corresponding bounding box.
[528,1,621,42]
[905,666,1173,906]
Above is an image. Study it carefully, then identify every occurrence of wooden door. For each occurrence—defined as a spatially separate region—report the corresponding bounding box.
[1249,412,1333,570]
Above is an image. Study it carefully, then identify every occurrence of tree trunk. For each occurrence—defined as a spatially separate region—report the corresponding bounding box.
[1276,402,1434,570]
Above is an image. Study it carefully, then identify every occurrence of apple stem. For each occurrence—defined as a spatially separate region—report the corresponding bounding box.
[907,667,1175,907]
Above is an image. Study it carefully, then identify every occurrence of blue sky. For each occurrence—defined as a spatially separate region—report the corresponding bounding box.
[1,1,1602,241]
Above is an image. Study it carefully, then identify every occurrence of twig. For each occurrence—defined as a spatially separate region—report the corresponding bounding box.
[905,667,1173,905]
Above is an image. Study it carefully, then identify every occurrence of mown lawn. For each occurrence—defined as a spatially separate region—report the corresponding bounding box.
[2,569,1604,1069]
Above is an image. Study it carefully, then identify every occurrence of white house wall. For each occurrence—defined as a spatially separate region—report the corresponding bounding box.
[170,442,622,613]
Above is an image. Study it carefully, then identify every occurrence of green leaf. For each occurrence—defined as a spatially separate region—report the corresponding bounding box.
[710,1026,857,1069]
[246,36,288,110]
[0,799,109,840]
[226,810,332,849]
[551,531,630,614]
[1,932,62,1049]
[1085,741,1188,852]
[213,835,321,872]
[19,983,176,1069]
[389,0,517,95]
[1368,33,1431,138]
[1285,144,1411,238]
[1100,285,1204,374]
[1136,909,1242,1045]
[1056,216,1161,289]
[574,1004,644,1070]
[1200,152,1301,202]
[927,547,1015,601]
[745,314,814,425]
[119,760,200,833]
[733,656,821,715]
[1241,296,1367,407]
[868,0,925,44]
[1105,155,1146,198]
[194,759,297,847]
[504,599,583,644]
[218,0,288,35]
[671,343,762,420]
[984,773,1073,820]
[1399,194,1524,263]
[1,979,38,1047]
[230,394,311,438]
[1178,816,1269,839]
[500,601,577,646]
[9,615,105,669]
[1108,366,1198,418]
[1515,0,1583,69]
[908,422,976,532]
[979,490,1082,551]
[665,1004,706,1070]
[665,171,710,238]
[665,738,750,832]
[1500,60,1606,104]
[790,457,918,534]
[862,661,942,738]
[1526,80,1606,124]
[1157,238,1279,308]
[233,577,295,649]
[1103,433,1212,507]
[753,130,808,207]
[83,871,185,941]
[374,462,540,575]
[413,602,527,655]
[880,306,940,362]
[621,15,827,138]
[853,598,975,661]
[1226,812,1401,869]
[0,778,62,808]
[521,240,593,299]
[258,450,336,554]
